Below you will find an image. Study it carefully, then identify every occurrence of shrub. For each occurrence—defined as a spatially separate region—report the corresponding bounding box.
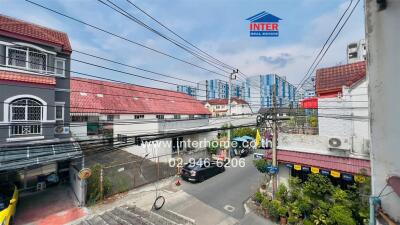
[303,219,314,225]
[253,159,269,173]
[261,198,270,209]
[303,174,333,199]
[278,205,288,218]
[276,183,289,203]
[207,140,219,155]
[254,191,265,203]
[287,215,299,224]
[86,164,112,205]
[268,199,281,219]
[329,205,356,225]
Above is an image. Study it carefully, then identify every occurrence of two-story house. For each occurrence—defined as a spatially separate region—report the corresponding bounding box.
[203,98,252,117]
[0,15,84,207]
[266,61,370,188]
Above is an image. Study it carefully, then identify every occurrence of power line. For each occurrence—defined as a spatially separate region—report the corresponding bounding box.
[123,0,237,71]
[297,0,361,92]
[24,0,230,79]
[98,0,233,75]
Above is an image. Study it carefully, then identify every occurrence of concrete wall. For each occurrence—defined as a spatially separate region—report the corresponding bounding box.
[278,133,369,159]
[366,0,400,221]
[318,79,370,156]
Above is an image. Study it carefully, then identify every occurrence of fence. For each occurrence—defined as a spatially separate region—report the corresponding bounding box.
[101,154,176,197]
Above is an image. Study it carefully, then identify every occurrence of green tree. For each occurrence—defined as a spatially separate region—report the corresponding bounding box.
[303,174,334,199]
[232,127,257,138]
[253,159,269,173]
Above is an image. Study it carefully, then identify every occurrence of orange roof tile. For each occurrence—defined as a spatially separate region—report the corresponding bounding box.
[0,14,71,53]
[315,61,366,96]
[0,70,56,85]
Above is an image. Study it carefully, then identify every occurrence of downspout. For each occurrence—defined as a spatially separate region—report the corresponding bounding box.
[369,196,380,225]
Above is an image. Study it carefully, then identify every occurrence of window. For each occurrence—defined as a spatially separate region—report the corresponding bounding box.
[188,115,195,119]
[107,115,119,121]
[156,115,165,120]
[55,102,64,121]
[7,47,47,72]
[174,114,181,119]
[134,115,145,119]
[10,98,42,121]
[55,58,65,76]
[10,98,42,136]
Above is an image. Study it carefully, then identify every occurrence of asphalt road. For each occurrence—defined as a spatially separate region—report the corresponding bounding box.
[181,156,261,220]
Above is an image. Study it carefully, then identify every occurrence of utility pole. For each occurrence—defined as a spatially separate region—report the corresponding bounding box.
[272,85,278,198]
[227,69,238,159]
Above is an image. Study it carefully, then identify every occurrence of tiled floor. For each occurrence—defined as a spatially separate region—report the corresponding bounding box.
[14,184,86,225]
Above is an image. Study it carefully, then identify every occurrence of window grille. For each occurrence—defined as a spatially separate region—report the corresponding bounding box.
[11,124,41,135]
[7,47,48,73]
[10,99,42,121]
[8,48,27,68]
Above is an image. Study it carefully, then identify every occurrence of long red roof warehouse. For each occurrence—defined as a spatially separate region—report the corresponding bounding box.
[71,77,211,115]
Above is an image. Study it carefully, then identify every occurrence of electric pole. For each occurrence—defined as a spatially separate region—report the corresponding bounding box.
[227,69,238,159]
[272,85,278,198]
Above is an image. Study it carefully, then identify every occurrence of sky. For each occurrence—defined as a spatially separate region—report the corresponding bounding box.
[0,0,365,91]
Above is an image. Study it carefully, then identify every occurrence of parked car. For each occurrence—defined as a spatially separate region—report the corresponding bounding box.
[0,183,18,225]
[181,160,225,182]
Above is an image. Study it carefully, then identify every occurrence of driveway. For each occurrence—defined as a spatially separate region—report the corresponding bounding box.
[14,184,86,225]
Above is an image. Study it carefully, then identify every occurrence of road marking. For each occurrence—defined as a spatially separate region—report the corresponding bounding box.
[224,205,235,212]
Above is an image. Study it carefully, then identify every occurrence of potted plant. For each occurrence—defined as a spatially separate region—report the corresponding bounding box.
[278,206,288,225]
[253,191,264,205]
[287,215,299,225]
[261,198,271,218]
[268,199,281,221]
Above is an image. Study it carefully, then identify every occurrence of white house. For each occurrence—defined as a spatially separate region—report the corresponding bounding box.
[270,61,370,187]
[203,98,252,117]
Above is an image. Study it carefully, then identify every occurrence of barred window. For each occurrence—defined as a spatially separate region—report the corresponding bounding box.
[10,98,42,121]
[7,47,47,72]
[134,115,145,119]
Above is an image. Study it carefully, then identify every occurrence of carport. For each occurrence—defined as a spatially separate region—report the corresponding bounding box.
[0,141,86,225]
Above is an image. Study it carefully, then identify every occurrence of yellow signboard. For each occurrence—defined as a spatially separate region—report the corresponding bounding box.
[294,165,301,171]
[311,167,320,174]
[330,170,341,178]
[354,175,366,183]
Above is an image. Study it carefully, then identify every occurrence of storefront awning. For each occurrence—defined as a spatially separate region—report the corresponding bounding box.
[265,149,370,175]
[0,142,82,171]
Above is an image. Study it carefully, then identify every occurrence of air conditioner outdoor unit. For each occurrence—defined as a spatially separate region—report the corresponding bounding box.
[54,126,70,134]
[328,137,351,151]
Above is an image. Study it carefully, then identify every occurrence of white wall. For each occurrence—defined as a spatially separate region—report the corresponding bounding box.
[366,0,400,221]
[277,133,369,158]
[318,79,369,156]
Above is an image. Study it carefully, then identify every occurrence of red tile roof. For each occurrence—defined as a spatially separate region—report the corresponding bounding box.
[71,77,211,115]
[266,149,370,175]
[0,70,56,85]
[315,61,366,96]
[0,14,72,53]
[205,98,248,105]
